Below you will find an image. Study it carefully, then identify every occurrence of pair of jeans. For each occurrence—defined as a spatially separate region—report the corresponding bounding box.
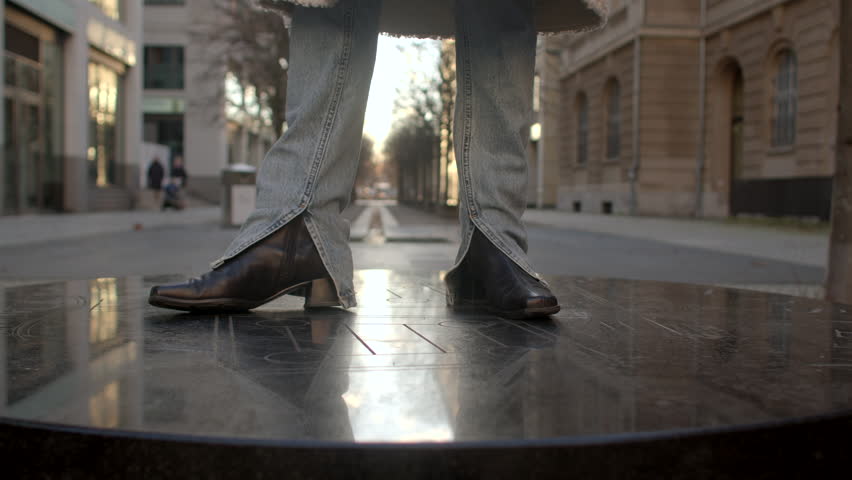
[213,0,541,308]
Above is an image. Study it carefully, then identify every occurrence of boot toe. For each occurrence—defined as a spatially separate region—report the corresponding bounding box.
[151,281,196,300]
[526,294,559,310]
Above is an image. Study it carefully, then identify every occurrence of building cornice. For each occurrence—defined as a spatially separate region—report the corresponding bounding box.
[703,0,792,36]
[559,26,701,79]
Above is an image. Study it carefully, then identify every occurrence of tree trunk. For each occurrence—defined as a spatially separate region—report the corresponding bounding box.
[826,1,852,303]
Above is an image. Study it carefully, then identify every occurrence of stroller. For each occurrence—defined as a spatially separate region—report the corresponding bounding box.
[161,179,185,211]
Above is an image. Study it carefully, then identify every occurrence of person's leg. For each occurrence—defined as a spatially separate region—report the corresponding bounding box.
[150,0,381,310]
[446,0,559,318]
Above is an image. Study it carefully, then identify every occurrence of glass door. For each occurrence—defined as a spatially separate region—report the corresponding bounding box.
[3,56,46,214]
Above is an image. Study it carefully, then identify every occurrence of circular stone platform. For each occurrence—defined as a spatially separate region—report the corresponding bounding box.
[1,273,851,478]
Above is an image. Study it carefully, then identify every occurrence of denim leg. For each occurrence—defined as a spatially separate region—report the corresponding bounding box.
[449,0,542,282]
[212,0,382,308]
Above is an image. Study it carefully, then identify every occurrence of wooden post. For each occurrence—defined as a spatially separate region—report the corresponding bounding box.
[826,1,852,303]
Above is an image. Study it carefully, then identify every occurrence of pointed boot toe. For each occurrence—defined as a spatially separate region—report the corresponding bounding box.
[148,215,340,312]
[446,229,560,319]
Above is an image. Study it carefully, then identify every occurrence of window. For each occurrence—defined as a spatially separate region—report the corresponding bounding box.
[576,93,589,165]
[771,49,797,148]
[144,46,185,90]
[605,79,621,159]
[88,0,121,21]
[5,24,39,62]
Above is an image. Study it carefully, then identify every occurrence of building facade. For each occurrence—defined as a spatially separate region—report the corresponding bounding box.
[142,0,276,205]
[1,0,142,214]
[546,0,839,219]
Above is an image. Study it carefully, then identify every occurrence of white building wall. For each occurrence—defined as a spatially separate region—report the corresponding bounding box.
[144,0,228,204]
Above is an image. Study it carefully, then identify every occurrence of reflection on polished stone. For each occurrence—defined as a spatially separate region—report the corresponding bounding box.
[1,271,851,444]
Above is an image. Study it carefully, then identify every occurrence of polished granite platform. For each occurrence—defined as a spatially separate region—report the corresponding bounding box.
[1,272,852,478]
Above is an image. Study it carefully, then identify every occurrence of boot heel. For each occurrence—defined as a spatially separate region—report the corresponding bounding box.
[304,278,341,308]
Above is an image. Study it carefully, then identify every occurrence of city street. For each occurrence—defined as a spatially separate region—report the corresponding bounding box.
[0,201,827,298]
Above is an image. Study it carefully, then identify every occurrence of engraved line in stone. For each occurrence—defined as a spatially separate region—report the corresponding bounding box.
[89,299,103,311]
[642,316,684,336]
[285,326,302,353]
[422,284,446,296]
[404,324,448,353]
[473,329,509,348]
[344,324,376,355]
[502,319,556,340]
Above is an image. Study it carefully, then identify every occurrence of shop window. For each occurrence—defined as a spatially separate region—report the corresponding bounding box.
[4,21,64,213]
[88,62,121,187]
[144,46,185,90]
[605,78,621,160]
[576,92,589,165]
[771,49,797,148]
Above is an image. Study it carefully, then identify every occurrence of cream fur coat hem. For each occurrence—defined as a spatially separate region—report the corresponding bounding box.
[257,0,609,38]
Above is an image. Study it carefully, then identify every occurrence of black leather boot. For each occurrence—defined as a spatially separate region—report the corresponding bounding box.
[446,229,560,319]
[148,214,339,312]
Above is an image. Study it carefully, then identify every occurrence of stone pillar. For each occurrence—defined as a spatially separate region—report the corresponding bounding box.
[538,36,562,208]
[122,0,144,202]
[63,6,90,212]
[826,2,852,303]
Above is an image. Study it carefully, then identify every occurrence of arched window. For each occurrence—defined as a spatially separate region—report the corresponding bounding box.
[577,93,589,165]
[771,49,797,147]
[605,79,621,159]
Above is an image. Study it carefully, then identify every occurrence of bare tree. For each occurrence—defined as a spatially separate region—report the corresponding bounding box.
[826,2,852,303]
[385,113,439,204]
[384,41,443,206]
[354,135,376,197]
[191,0,291,136]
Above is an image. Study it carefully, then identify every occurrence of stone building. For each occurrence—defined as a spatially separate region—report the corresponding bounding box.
[545,0,839,219]
[1,0,143,214]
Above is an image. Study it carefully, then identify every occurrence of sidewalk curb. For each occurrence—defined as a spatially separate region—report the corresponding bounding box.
[522,210,828,268]
[0,207,220,249]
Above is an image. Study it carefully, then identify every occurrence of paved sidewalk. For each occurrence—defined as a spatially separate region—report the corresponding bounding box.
[381,204,457,242]
[350,201,458,242]
[522,210,829,268]
[0,207,220,248]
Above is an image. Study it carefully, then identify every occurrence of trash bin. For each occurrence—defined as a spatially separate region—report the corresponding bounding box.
[221,164,257,228]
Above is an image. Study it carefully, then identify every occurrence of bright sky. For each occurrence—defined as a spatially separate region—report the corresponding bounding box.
[363,36,441,156]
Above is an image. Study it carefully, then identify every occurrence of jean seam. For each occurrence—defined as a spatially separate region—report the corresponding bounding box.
[302,6,354,206]
[304,214,355,304]
[458,15,477,218]
[212,4,355,270]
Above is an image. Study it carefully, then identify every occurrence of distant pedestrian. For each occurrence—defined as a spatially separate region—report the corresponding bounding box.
[161,179,185,211]
[147,157,165,204]
[171,156,188,188]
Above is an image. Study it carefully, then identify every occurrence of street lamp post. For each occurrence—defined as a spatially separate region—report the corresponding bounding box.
[530,122,543,209]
